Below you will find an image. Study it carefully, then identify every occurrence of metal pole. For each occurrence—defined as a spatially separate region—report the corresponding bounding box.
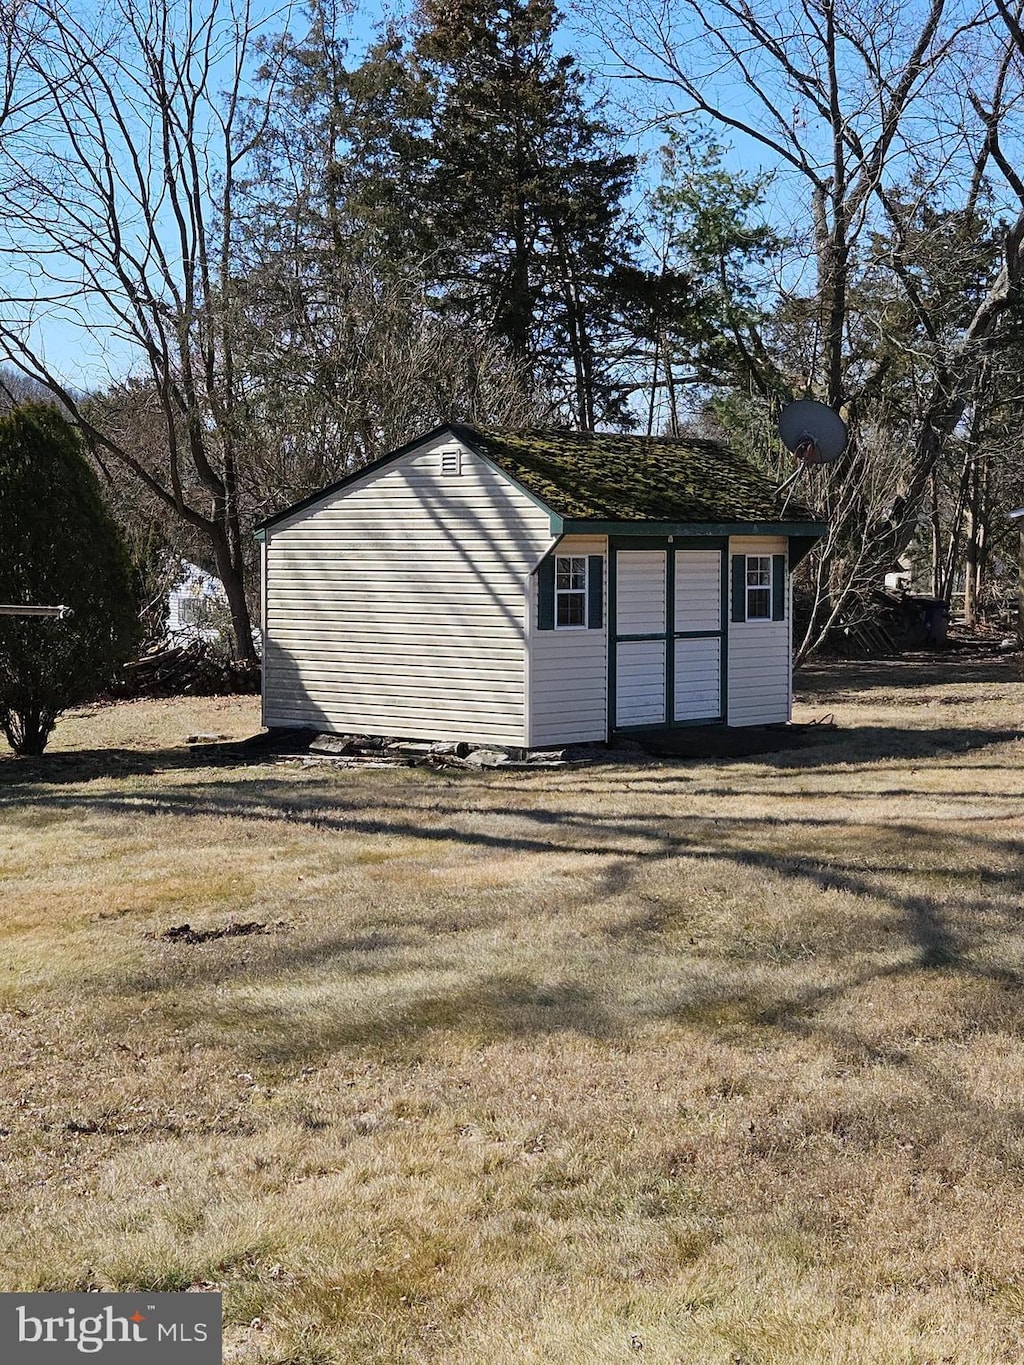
[0,604,70,618]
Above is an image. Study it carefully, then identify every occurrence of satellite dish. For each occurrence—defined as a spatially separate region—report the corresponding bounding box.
[779,400,848,466]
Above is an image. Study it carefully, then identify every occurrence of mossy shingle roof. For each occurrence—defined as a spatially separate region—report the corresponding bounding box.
[256,422,821,534]
[455,425,816,524]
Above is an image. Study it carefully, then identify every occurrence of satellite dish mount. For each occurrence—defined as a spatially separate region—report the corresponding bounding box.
[775,399,849,503]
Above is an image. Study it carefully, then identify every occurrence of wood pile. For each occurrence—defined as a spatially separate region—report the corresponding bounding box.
[824,589,950,657]
[113,639,260,698]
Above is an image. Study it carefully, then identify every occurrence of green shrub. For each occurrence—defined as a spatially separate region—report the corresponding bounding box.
[0,403,139,754]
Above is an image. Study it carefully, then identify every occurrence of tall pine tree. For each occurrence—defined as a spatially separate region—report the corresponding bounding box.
[237,0,635,464]
[412,0,636,426]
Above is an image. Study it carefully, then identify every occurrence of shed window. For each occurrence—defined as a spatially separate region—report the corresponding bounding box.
[178,598,200,627]
[537,553,603,630]
[556,555,587,627]
[746,556,772,620]
[731,553,786,623]
[557,554,589,627]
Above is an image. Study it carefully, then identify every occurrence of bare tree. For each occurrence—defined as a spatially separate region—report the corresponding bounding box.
[586,0,1024,651]
[588,0,980,394]
[0,0,293,662]
[234,237,552,511]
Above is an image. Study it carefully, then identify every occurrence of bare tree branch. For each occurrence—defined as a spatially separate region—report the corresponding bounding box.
[0,0,296,660]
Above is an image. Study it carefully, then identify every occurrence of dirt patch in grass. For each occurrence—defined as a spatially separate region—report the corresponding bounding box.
[1,663,1024,1362]
[153,920,279,945]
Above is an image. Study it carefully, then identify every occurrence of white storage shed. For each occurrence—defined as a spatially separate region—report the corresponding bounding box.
[255,425,825,748]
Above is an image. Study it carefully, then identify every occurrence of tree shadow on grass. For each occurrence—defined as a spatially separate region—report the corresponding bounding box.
[154,973,615,1066]
[794,652,1022,697]
[0,737,290,787]
[641,724,1021,769]
[7,712,1024,1097]
[0,720,1018,789]
[119,926,413,991]
[4,755,1023,897]
[115,909,516,1000]
[63,776,1021,1077]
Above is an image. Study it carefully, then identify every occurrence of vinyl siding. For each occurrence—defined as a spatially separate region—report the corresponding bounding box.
[616,550,668,634]
[727,536,791,726]
[674,550,721,632]
[615,639,667,726]
[674,637,721,720]
[263,435,553,745]
[527,535,608,746]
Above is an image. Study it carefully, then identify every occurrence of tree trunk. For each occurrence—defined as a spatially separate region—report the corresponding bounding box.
[963,487,978,626]
[930,470,941,598]
[940,447,972,606]
[975,449,992,617]
[209,526,257,665]
[963,447,992,626]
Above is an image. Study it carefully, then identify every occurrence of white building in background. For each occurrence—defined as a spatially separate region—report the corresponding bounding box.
[166,560,229,642]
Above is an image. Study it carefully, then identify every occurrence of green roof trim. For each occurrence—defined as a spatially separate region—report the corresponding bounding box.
[557,519,827,537]
[455,425,819,525]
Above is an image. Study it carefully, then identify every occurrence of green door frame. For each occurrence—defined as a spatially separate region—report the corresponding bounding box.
[608,536,729,734]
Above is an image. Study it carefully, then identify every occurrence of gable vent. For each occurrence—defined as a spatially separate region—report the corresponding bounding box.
[441,448,462,476]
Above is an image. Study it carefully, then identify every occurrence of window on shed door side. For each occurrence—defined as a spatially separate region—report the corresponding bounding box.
[555,555,587,627]
[746,556,772,620]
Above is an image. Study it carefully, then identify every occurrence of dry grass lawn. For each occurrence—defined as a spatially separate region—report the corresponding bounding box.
[1,658,1023,1363]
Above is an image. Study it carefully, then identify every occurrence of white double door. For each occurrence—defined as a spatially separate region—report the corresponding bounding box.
[614,547,723,729]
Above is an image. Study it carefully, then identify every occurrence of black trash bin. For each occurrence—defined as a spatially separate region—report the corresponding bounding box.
[920,597,949,645]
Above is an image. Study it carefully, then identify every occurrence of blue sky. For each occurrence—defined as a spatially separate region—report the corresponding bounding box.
[11,0,1006,391]
[7,0,778,390]
[7,0,688,390]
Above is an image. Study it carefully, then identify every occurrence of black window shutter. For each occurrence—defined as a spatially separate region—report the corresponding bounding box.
[587,556,603,629]
[731,555,746,623]
[772,554,786,621]
[537,555,555,630]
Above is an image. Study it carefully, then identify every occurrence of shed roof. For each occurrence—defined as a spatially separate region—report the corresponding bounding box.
[255,423,823,535]
[455,426,816,524]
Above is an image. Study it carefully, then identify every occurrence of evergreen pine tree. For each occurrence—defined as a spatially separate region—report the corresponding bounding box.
[0,404,139,755]
[412,0,636,426]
